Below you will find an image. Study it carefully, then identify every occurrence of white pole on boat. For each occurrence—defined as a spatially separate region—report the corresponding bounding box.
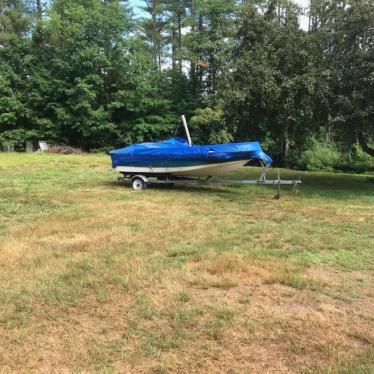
[181,115,192,146]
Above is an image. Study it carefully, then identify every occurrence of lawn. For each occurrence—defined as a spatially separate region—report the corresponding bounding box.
[0,153,373,373]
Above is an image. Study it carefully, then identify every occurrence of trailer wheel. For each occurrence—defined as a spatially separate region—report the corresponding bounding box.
[131,177,147,191]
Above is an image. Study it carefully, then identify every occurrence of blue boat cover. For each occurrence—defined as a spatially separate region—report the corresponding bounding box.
[110,137,272,168]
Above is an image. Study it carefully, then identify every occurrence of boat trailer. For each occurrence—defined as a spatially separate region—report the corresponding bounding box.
[117,161,301,198]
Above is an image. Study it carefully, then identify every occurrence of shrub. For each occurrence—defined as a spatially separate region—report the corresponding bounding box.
[0,129,28,151]
[299,140,340,172]
[337,144,374,173]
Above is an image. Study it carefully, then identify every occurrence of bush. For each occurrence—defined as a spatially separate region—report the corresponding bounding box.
[299,140,340,172]
[0,129,28,151]
[299,140,374,173]
[337,144,374,173]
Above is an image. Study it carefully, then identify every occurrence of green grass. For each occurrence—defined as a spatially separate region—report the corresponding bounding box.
[0,152,373,372]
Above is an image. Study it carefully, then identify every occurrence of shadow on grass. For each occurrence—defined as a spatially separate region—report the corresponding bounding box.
[295,173,374,200]
[103,168,374,201]
[102,179,238,195]
[236,167,374,200]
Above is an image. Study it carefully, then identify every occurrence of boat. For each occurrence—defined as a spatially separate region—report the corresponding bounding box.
[108,116,302,193]
[110,115,274,190]
[110,137,272,177]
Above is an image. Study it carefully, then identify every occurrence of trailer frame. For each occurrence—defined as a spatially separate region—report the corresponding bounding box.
[117,163,301,197]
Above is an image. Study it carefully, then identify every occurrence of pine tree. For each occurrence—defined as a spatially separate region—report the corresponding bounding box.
[139,0,167,70]
[0,0,29,45]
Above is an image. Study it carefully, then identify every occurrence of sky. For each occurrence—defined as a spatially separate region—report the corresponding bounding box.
[128,0,310,30]
[295,0,310,30]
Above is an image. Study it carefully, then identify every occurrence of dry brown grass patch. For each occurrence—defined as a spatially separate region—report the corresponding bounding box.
[1,155,373,372]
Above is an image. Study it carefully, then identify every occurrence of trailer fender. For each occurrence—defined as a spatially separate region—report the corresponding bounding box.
[131,175,148,183]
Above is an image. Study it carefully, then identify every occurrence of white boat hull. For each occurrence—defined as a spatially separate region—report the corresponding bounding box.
[115,159,249,177]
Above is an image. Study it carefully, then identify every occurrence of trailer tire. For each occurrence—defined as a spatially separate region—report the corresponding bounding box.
[131,177,147,191]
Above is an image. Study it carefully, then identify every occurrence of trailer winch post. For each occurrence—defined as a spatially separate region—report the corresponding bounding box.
[274,171,281,199]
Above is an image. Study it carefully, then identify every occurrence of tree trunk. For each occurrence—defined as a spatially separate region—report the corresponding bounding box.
[178,13,182,73]
[36,0,42,18]
[172,28,176,70]
[357,133,374,157]
[197,15,203,87]
[308,1,311,32]
[210,54,216,97]
[190,2,196,95]
[281,132,289,166]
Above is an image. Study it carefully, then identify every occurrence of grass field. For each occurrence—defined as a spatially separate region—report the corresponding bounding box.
[0,153,373,373]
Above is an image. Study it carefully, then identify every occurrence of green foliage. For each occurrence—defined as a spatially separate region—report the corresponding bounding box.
[300,141,374,173]
[0,60,27,130]
[31,0,137,149]
[190,107,233,144]
[139,0,167,70]
[299,140,340,172]
[0,0,372,172]
[338,144,374,174]
[219,1,329,165]
[0,0,180,150]
[322,0,374,157]
[0,0,30,45]
[0,129,28,150]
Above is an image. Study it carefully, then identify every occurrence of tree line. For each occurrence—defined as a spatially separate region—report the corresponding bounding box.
[0,0,373,169]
